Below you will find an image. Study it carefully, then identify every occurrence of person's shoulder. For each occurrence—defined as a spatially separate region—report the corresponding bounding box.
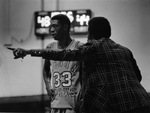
[46,42,57,49]
[85,38,108,48]
[73,40,84,48]
[77,41,84,46]
[87,39,100,45]
[114,41,132,54]
[117,43,130,51]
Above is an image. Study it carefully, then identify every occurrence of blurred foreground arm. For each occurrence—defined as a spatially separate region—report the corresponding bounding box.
[7,47,44,59]
[7,40,97,60]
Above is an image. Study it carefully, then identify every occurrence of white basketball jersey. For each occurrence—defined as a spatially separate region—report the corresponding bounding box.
[47,39,82,109]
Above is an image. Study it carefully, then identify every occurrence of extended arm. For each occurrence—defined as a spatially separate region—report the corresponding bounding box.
[9,41,98,61]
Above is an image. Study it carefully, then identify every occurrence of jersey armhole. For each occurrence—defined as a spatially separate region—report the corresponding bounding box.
[75,41,83,49]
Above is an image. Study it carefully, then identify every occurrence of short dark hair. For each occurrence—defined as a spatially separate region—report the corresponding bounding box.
[51,14,71,31]
[88,17,111,39]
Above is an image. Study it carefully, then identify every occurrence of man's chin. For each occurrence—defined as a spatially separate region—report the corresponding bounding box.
[51,35,56,39]
[53,37,59,40]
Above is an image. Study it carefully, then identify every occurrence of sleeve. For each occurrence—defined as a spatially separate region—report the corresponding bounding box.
[42,41,98,61]
[75,41,84,49]
[29,43,53,57]
[29,40,101,61]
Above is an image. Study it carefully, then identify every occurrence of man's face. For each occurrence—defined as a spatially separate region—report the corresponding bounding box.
[50,19,63,40]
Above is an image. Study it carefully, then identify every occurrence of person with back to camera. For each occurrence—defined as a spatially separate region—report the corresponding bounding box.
[9,16,150,113]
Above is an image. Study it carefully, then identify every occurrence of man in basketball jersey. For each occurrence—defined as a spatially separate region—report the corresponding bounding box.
[43,14,83,113]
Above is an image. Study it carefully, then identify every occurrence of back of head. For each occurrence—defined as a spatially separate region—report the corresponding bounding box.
[88,17,111,39]
[51,14,71,31]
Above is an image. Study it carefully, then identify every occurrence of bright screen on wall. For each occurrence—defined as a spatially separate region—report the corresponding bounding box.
[34,9,92,37]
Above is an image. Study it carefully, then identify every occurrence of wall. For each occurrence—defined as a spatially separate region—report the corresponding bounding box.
[0,0,150,98]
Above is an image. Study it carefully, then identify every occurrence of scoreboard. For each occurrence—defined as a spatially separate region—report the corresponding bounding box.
[34,9,92,37]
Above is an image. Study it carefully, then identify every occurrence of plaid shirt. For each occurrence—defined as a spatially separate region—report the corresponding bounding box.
[31,38,150,113]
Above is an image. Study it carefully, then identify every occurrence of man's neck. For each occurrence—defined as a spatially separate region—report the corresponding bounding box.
[58,37,72,49]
